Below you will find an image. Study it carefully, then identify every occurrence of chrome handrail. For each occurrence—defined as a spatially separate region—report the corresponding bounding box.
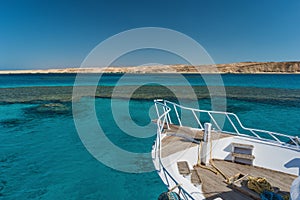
[162,100,299,149]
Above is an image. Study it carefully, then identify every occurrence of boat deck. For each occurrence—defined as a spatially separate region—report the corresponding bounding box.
[161,124,232,158]
[160,124,297,200]
[196,159,296,200]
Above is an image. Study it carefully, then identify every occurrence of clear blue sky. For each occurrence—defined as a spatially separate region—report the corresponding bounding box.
[1,0,300,69]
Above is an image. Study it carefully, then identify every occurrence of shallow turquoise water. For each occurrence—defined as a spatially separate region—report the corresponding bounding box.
[0,100,164,200]
[0,74,300,199]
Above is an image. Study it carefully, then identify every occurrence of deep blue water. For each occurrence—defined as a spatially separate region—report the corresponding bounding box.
[1,73,300,89]
[0,74,300,199]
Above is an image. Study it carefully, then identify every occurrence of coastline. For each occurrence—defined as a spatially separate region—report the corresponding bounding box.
[1,61,300,74]
[1,71,300,75]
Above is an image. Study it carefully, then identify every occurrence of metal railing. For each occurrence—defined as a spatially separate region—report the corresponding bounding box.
[154,100,196,200]
[162,100,300,149]
[153,99,299,200]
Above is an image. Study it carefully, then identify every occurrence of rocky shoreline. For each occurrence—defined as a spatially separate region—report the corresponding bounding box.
[1,61,300,74]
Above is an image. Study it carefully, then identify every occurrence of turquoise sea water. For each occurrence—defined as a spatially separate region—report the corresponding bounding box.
[1,74,300,89]
[0,74,300,199]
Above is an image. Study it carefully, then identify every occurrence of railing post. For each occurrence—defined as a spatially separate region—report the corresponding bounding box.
[174,105,182,127]
[164,101,172,125]
[207,112,221,131]
[155,102,160,119]
[192,110,203,129]
[226,114,240,135]
[162,106,170,129]
[201,123,212,165]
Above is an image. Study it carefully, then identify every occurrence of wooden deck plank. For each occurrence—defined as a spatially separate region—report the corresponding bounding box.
[231,152,255,160]
[195,160,297,200]
[161,134,197,157]
[166,124,232,140]
[161,124,233,157]
[177,161,191,175]
[195,164,252,200]
[191,169,201,185]
[166,124,204,141]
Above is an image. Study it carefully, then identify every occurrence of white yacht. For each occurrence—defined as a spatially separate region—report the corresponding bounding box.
[152,99,300,200]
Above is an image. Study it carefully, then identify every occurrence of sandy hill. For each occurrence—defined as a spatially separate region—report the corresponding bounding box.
[0,61,300,74]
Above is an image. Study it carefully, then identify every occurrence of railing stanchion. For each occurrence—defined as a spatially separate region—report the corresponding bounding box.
[174,105,182,127]
[164,101,173,126]
[162,106,170,129]
[207,112,221,131]
[192,110,203,129]
[154,102,160,118]
[226,114,240,135]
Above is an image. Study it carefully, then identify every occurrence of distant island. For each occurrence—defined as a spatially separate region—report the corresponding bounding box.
[1,61,300,74]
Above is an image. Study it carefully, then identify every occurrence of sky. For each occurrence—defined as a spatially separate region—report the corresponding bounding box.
[0,0,300,69]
